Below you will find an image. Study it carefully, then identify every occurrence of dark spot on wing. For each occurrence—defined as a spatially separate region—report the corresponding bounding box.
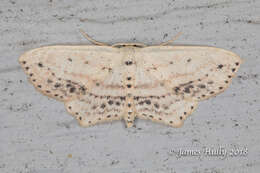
[218,64,223,69]
[163,105,169,110]
[69,87,76,93]
[134,96,139,100]
[125,61,133,66]
[54,83,61,88]
[139,101,144,105]
[80,86,88,95]
[154,103,159,109]
[108,100,113,105]
[174,87,180,93]
[198,84,206,88]
[38,63,43,67]
[184,87,190,93]
[120,96,126,101]
[100,103,106,109]
[145,100,151,105]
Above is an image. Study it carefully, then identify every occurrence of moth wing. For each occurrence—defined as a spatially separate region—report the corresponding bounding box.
[136,46,242,101]
[134,94,198,127]
[19,45,123,101]
[65,94,126,127]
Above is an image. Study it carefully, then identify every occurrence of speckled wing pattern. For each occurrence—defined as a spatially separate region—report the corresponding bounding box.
[19,45,242,128]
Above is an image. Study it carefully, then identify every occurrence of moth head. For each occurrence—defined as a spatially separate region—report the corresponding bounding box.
[111,43,146,48]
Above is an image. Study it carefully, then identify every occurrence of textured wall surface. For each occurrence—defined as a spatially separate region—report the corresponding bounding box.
[0,0,259,172]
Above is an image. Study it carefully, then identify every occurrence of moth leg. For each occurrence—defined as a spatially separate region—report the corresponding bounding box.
[79,29,110,46]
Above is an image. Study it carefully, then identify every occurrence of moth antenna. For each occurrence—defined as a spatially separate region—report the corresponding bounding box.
[79,29,110,46]
[158,32,182,46]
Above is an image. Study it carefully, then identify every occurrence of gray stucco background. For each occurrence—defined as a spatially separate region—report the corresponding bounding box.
[0,0,259,172]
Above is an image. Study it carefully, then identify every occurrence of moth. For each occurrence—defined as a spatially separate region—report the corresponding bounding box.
[19,30,242,128]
